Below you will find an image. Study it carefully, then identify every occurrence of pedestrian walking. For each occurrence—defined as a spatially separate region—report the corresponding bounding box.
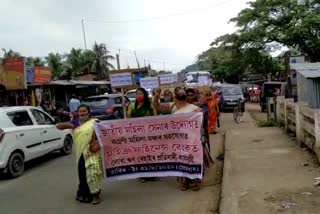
[159,89,174,115]
[186,88,197,104]
[198,93,215,168]
[208,88,220,134]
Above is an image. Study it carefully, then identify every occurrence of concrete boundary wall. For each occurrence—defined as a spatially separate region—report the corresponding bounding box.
[276,96,320,163]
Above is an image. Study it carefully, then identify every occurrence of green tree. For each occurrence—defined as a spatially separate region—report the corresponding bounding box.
[86,42,115,79]
[2,49,21,58]
[64,48,84,79]
[46,53,64,79]
[197,33,281,82]
[230,0,320,61]
[26,57,45,66]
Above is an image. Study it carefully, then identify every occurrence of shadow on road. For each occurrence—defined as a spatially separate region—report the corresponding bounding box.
[0,151,65,180]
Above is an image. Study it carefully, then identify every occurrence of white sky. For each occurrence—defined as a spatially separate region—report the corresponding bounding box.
[0,0,250,72]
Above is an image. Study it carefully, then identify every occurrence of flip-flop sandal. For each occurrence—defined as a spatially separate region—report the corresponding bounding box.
[92,197,101,205]
[140,178,147,183]
[179,184,188,191]
[193,185,200,191]
[79,196,92,203]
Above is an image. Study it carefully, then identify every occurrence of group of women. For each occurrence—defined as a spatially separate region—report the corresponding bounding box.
[56,86,220,205]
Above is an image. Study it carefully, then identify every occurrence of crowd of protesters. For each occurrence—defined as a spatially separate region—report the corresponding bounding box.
[56,85,221,205]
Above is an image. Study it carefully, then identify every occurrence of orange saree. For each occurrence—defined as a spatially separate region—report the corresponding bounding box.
[208,96,219,134]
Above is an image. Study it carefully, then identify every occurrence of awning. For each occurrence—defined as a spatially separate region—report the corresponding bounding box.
[70,80,111,85]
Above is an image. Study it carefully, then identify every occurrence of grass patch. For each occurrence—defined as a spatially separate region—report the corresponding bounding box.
[256,119,279,127]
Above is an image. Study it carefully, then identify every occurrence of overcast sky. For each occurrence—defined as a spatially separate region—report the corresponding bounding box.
[0,0,250,72]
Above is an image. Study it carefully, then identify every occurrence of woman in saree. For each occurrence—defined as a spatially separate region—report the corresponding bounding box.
[127,88,157,182]
[56,104,103,204]
[208,88,220,134]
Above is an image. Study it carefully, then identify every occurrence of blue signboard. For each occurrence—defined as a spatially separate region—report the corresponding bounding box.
[26,66,34,83]
[134,73,144,84]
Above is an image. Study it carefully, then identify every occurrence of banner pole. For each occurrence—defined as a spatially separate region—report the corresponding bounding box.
[116,54,127,119]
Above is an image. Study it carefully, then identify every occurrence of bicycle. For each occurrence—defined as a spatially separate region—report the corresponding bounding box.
[233,99,243,123]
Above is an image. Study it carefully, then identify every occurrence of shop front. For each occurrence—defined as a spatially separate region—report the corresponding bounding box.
[0,57,28,106]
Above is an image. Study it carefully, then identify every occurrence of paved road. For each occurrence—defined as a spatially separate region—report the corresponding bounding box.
[0,122,225,214]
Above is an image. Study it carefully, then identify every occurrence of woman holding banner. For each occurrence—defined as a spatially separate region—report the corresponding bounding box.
[127,88,157,182]
[56,104,103,204]
[153,87,202,191]
[127,88,157,118]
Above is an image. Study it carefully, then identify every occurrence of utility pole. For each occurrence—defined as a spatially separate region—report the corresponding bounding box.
[116,54,121,70]
[163,61,166,72]
[81,19,88,50]
[117,49,121,70]
[126,57,130,68]
[134,51,140,68]
[116,52,127,118]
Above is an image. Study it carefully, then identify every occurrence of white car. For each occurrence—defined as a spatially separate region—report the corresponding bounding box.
[126,89,153,102]
[0,106,73,178]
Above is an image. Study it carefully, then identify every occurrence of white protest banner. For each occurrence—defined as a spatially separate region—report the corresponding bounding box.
[110,72,133,87]
[140,77,159,89]
[94,112,203,182]
[159,74,178,85]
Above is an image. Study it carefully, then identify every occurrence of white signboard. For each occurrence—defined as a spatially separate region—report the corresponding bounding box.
[159,74,178,85]
[186,75,193,81]
[140,77,159,89]
[110,72,133,87]
[290,56,305,64]
[172,73,178,82]
[198,76,209,86]
[212,82,222,87]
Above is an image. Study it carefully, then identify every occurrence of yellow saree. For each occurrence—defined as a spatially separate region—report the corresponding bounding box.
[74,119,103,194]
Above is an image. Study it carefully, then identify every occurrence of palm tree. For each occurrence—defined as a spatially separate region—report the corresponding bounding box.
[87,42,115,79]
[26,57,45,66]
[46,53,64,80]
[33,57,45,66]
[64,48,84,79]
[2,48,21,58]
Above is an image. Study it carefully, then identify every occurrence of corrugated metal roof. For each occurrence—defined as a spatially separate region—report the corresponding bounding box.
[290,63,320,70]
[69,80,110,85]
[47,80,75,85]
[297,70,320,79]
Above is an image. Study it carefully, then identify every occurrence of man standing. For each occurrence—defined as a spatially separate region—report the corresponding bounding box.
[69,94,81,114]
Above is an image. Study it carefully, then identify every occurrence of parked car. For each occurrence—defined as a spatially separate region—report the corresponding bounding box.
[126,90,136,102]
[260,81,284,112]
[0,106,73,178]
[220,84,246,112]
[126,89,153,102]
[82,94,130,120]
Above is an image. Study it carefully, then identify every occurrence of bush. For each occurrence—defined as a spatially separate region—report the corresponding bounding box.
[256,119,279,127]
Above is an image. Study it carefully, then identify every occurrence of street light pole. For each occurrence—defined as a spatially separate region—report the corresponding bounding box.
[81,19,88,50]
